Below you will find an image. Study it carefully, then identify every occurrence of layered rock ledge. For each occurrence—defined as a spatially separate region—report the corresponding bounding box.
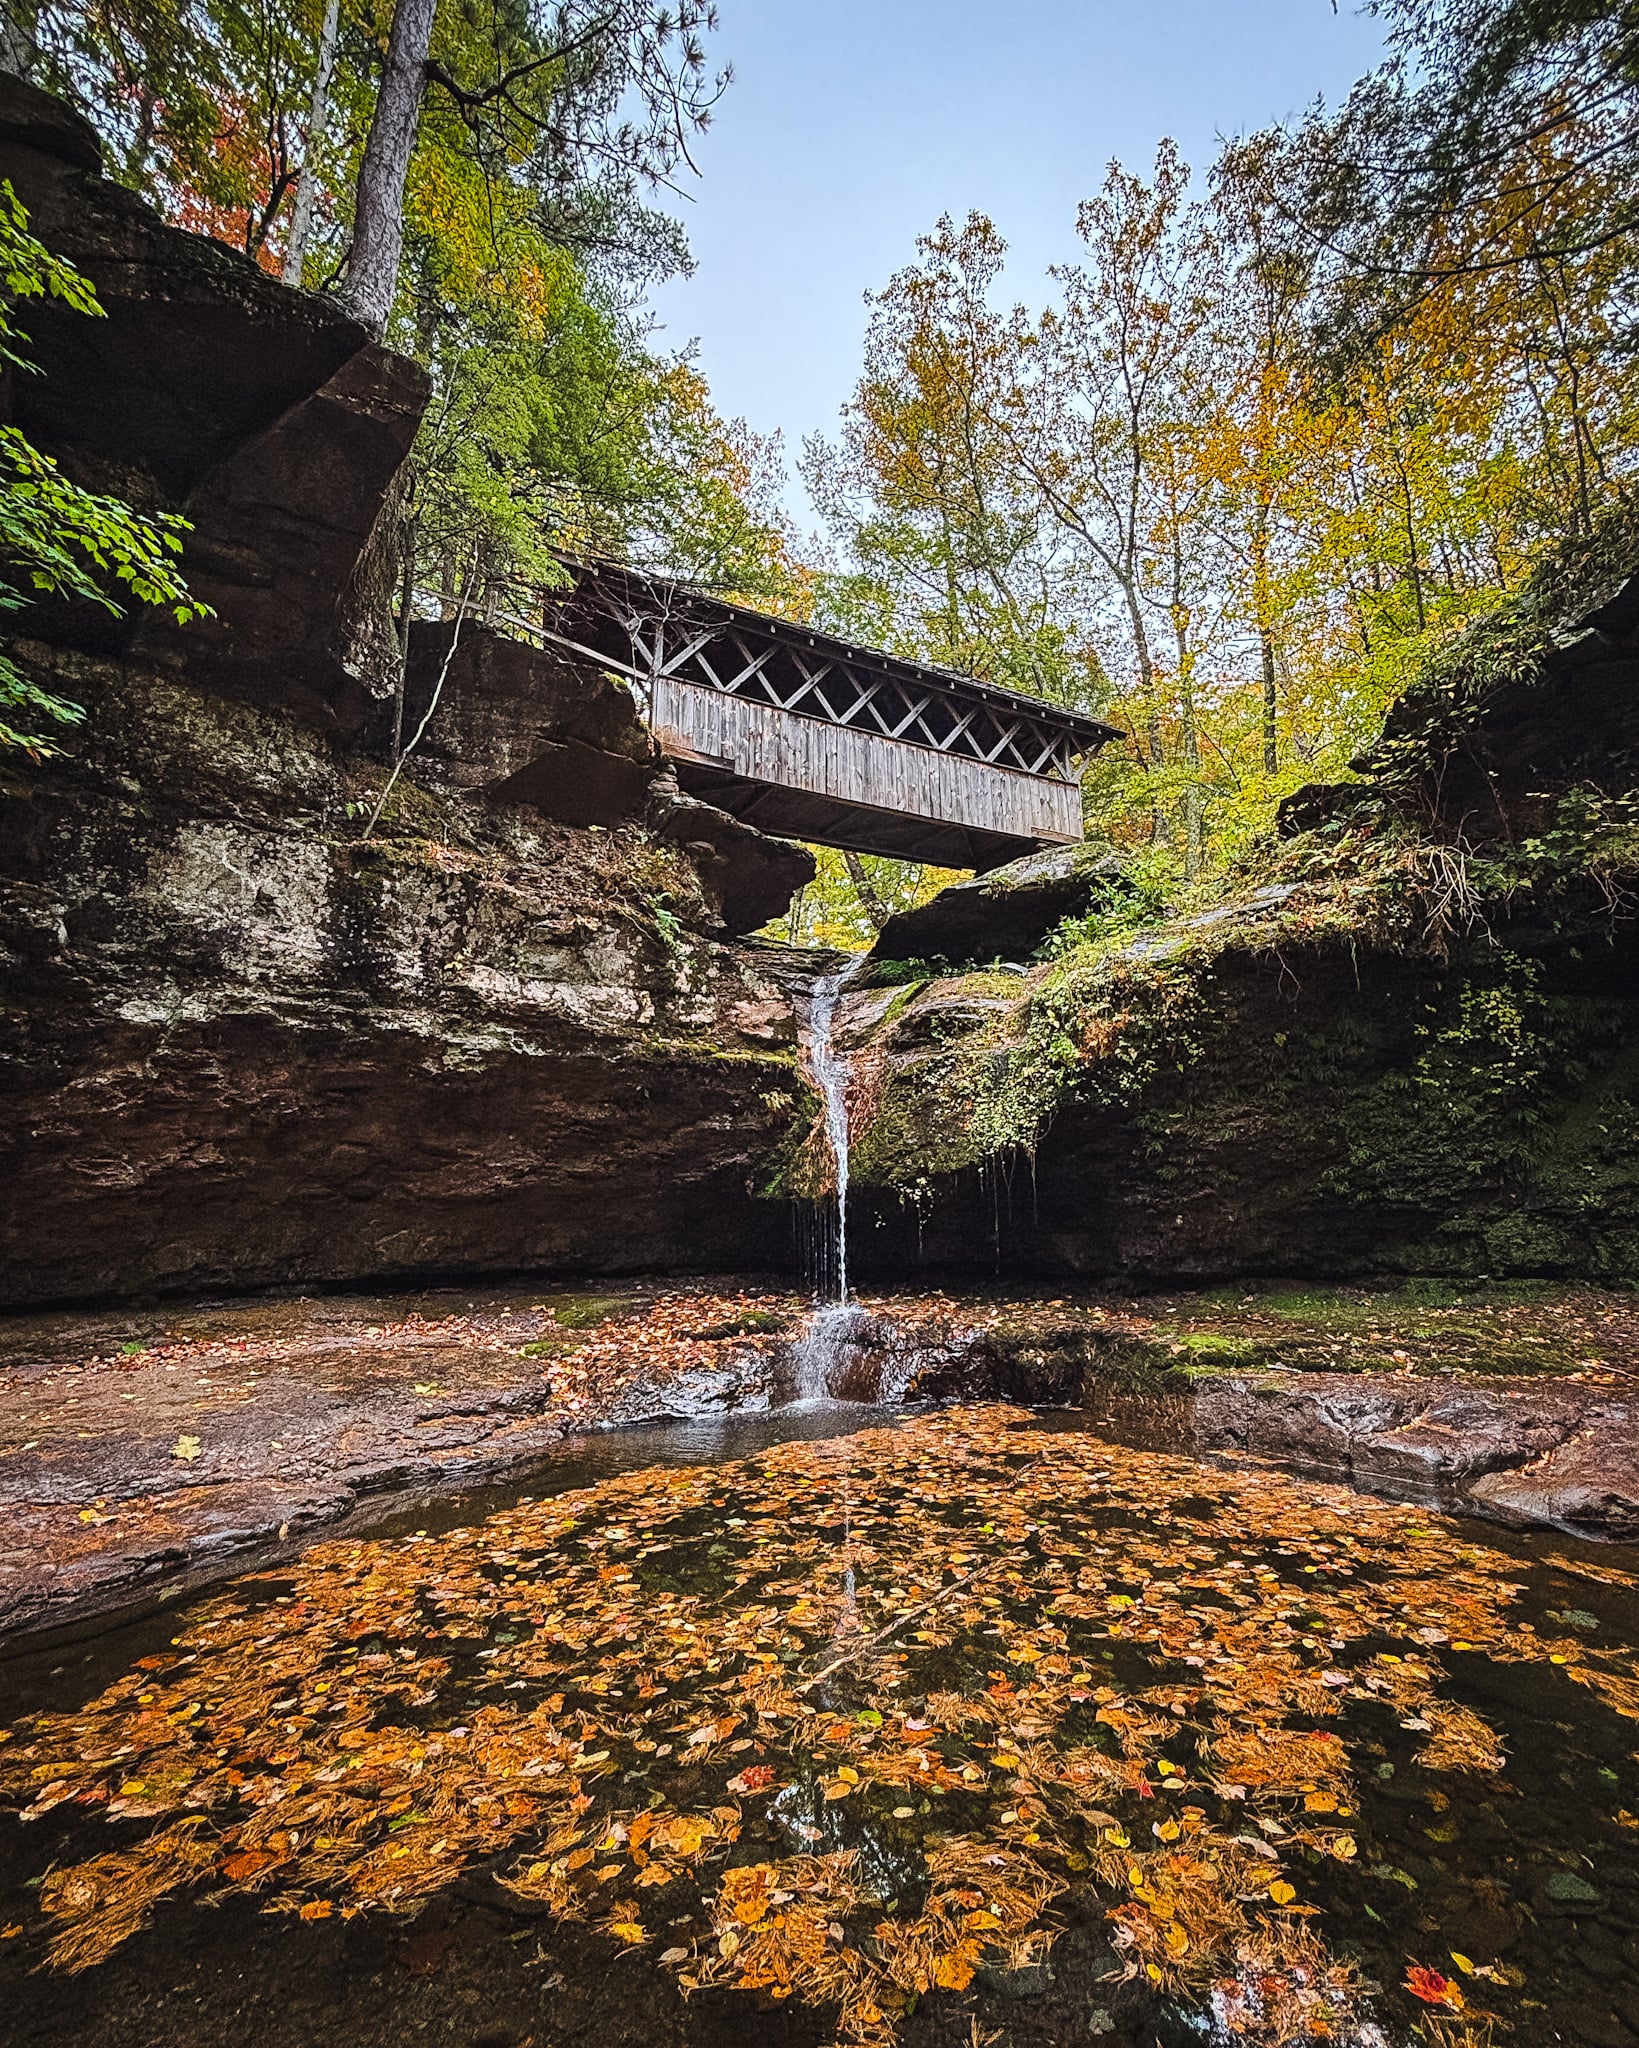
[0,75,819,1308]
[3,1280,1634,1642]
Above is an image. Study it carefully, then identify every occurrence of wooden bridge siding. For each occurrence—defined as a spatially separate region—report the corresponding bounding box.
[653,678,1083,845]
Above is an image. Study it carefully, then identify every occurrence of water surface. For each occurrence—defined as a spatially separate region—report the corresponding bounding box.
[3,1405,1636,2048]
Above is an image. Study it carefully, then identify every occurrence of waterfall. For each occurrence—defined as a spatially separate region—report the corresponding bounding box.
[794,956,867,1400]
[803,956,864,1303]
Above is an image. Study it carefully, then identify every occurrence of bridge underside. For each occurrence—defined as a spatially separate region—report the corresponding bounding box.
[650,673,1091,871]
[669,759,1048,870]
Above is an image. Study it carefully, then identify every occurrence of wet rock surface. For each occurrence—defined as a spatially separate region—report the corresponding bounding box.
[1182,1372,1639,1536]
[4,1278,1636,1642]
[881,1286,1639,1536]
[901,1288,1639,1537]
[0,1284,802,1635]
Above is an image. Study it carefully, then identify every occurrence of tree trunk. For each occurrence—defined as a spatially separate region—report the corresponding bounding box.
[392,535,416,762]
[334,0,437,337]
[1250,500,1278,776]
[842,851,893,933]
[282,0,342,288]
[1173,600,1203,880]
[0,2,38,77]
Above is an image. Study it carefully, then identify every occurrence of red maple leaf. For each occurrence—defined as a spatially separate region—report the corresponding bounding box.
[1405,1964,1460,2006]
[726,1764,778,1795]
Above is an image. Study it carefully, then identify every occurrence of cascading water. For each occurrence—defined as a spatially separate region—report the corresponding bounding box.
[806,960,858,1303]
[793,956,867,1399]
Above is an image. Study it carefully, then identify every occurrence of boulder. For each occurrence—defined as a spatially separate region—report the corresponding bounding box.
[870,840,1126,967]
[1280,547,1639,845]
[649,770,816,934]
[403,620,658,827]
[1468,1423,1639,1540]
[404,619,655,779]
[0,72,428,721]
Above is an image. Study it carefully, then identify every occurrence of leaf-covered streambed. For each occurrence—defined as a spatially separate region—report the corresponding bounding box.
[2,1406,1638,2048]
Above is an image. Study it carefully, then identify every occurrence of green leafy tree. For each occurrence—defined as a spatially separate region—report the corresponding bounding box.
[16,0,792,625]
[1264,0,1639,365]
[0,182,207,755]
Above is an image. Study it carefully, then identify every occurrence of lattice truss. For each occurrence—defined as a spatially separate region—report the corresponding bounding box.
[548,577,1089,783]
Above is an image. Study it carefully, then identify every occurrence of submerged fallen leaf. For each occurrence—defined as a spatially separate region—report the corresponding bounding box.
[1406,1963,1464,2008]
[5,1399,1631,2048]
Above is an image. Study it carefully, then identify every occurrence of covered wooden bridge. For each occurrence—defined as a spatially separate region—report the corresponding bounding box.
[536,560,1120,869]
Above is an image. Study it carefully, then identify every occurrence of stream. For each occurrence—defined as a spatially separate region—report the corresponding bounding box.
[2,1385,1638,2048]
[3,1003,1639,2048]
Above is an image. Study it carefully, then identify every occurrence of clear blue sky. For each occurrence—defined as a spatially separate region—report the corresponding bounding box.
[647,0,1387,524]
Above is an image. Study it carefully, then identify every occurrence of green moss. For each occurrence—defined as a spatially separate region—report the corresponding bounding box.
[1176,1331,1259,1361]
[549,1295,633,1330]
[684,1309,790,1339]
[519,1336,584,1359]
[1257,1289,1360,1320]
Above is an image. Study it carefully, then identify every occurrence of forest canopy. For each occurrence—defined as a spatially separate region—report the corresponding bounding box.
[7,0,1636,928]
[799,0,1639,921]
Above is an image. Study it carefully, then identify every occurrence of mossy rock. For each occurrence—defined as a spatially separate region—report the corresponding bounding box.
[547,1295,637,1331]
[684,1309,791,1340]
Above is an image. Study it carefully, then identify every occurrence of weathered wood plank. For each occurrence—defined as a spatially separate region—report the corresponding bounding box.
[653,679,1082,844]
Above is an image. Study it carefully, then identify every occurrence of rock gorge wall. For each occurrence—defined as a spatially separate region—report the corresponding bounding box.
[2,71,1636,1309]
[0,79,817,1307]
[810,535,1639,1287]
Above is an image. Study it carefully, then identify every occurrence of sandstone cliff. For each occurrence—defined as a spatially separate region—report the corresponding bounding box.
[0,78,816,1307]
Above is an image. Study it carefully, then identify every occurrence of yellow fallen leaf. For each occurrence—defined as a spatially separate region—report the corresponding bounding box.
[171,1435,201,1462]
[1450,1953,1475,1976]
[1269,1881,1297,1905]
